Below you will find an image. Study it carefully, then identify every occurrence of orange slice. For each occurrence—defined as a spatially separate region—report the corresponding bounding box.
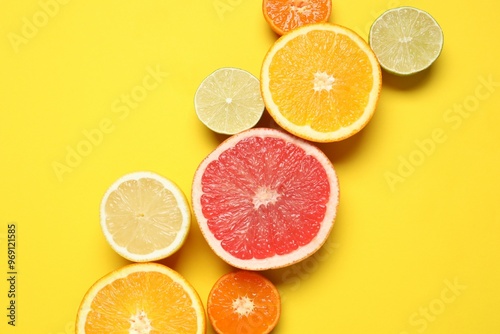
[261,23,382,142]
[76,263,206,333]
[100,171,191,262]
[263,0,332,35]
[207,271,281,334]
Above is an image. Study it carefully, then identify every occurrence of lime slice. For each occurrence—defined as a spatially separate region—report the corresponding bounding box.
[369,6,444,75]
[194,67,265,135]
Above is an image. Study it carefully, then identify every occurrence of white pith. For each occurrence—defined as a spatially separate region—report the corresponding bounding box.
[253,186,280,209]
[313,71,335,91]
[232,296,255,317]
[290,1,311,15]
[129,310,152,334]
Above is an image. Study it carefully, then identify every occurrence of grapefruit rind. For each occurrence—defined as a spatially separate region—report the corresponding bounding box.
[192,128,339,270]
[99,171,191,262]
[76,263,206,334]
[260,23,382,143]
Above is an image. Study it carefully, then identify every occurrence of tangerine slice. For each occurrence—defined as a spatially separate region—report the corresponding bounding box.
[208,271,281,334]
[263,0,332,35]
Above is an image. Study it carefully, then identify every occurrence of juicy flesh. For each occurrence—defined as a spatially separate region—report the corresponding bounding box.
[265,0,331,33]
[201,136,330,260]
[209,271,280,334]
[129,311,152,334]
[105,178,183,255]
[269,29,375,132]
[85,272,199,333]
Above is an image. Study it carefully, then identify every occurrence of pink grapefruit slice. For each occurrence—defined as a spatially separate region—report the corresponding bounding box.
[192,128,339,270]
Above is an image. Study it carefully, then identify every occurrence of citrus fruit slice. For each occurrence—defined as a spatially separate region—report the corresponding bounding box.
[369,6,444,75]
[100,171,191,262]
[261,23,382,142]
[262,0,332,35]
[76,263,206,333]
[192,127,339,270]
[208,271,281,334]
[194,67,265,135]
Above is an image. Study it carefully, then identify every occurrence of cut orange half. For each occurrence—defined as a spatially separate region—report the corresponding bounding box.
[263,0,332,35]
[100,171,191,262]
[208,271,281,334]
[261,23,382,142]
[76,263,206,333]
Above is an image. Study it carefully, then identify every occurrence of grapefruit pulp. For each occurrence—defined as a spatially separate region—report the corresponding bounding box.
[192,128,339,270]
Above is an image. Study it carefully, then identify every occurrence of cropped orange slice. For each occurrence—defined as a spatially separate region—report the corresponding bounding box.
[263,0,332,35]
[261,23,382,142]
[208,271,281,334]
[76,263,206,333]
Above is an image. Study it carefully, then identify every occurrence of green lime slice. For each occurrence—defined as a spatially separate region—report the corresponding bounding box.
[369,6,444,75]
[194,67,265,135]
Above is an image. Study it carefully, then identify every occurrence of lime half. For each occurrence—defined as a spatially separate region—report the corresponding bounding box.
[369,6,444,75]
[194,67,265,135]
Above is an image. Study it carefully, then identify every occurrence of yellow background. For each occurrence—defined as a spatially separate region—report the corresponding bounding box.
[1,0,499,333]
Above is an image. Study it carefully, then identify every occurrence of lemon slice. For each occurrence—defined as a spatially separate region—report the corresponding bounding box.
[100,171,191,262]
[369,6,444,75]
[194,67,265,135]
